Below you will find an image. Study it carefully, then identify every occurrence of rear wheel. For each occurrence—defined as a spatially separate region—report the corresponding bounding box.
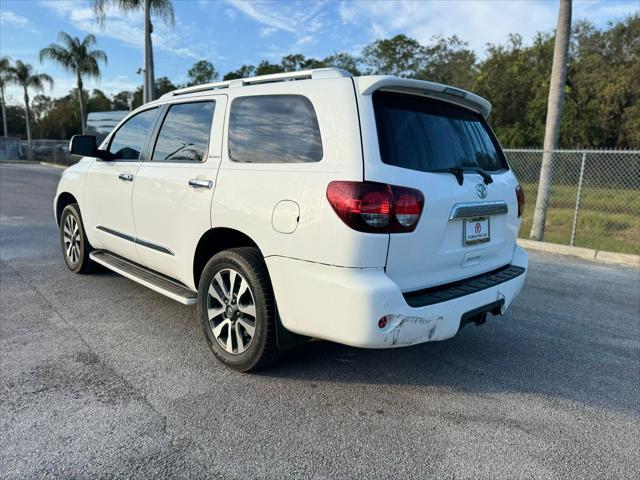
[59,203,94,274]
[198,247,279,372]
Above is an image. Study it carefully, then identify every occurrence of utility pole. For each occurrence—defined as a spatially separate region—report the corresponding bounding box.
[530,0,572,240]
[143,0,152,103]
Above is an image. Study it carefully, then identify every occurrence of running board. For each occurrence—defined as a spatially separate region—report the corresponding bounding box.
[89,250,197,305]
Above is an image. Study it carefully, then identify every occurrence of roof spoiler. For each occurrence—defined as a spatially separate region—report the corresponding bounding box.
[355,76,492,118]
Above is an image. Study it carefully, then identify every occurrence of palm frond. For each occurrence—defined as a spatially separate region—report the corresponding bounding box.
[0,56,12,72]
[6,61,52,92]
[82,34,98,49]
[40,32,106,80]
[89,49,108,66]
[151,0,175,27]
[39,44,74,70]
[56,31,77,50]
[91,0,174,28]
[28,73,54,92]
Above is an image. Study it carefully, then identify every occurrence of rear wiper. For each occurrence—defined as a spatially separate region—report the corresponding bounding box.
[431,166,493,186]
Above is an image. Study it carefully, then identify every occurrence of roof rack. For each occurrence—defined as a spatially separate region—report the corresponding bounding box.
[162,67,352,98]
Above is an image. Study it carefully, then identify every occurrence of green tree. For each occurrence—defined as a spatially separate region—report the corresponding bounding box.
[473,33,555,146]
[187,60,218,86]
[0,56,11,137]
[281,54,324,71]
[92,0,174,102]
[361,34,427,76]
[5,105,26,138]
[87,89,112,112]
[6,60,53,159]
[323,52,361,75]
[223,65,256,81]
[31,94,54,122]
[112,90,133,110]
[40,32,107,134]
[34,93,82,139]
[562,16,640,148]
[131,76,176,108]
[419,36,477,90]
[255,60,284,76]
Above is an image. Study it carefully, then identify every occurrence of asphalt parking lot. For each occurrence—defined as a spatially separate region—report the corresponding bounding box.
[1,162,639,479]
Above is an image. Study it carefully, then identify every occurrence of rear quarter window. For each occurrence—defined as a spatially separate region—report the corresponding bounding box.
[228,95,323,163]
[373,91,507,173]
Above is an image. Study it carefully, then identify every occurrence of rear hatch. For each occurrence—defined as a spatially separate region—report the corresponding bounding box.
[360,87,521,292]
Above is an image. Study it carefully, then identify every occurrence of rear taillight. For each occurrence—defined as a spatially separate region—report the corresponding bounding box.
[326,181,424,233]
[516,184,525,217]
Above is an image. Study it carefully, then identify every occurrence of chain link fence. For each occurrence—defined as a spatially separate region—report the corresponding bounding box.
[505,149,640,255]
[2,139,638,255]
[0,138,74,166]
[24,140,75,166]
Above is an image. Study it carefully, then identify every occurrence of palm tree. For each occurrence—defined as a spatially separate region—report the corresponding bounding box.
[530,0,572,241]
[40,32,107,134]
[7,61,53,160]
[0,56,11,137]
[91,0,174,103]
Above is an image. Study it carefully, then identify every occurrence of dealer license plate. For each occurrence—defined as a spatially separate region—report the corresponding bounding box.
[464,217,490,245]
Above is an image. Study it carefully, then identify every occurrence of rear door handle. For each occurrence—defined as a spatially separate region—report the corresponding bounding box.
[188,179,213,189]
[118,173,134,182]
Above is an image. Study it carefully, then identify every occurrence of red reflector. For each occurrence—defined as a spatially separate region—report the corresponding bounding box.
[516,184,525,217]
[378,316,388,329]
[326,181,424,233]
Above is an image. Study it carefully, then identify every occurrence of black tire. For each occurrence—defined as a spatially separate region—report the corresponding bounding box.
[198,247,279,372]
[59,203,95,274]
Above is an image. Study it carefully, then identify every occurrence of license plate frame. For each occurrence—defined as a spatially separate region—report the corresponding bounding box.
[463,216,490,246]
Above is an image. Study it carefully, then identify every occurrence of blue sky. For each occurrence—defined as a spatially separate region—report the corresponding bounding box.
[1,0,637,102]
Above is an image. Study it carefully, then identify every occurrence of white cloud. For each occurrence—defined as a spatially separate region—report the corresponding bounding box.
[295,35,314,47]
[260,27,278,37]
[337,0,638,56]
[226,0,325,44]
[0,10,39,33]
[39,1,212,60]
[227,0,298,33]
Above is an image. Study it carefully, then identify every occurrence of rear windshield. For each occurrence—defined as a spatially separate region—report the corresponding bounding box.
[372,91,507,173]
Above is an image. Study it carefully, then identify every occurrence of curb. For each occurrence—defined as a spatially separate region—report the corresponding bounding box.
[40,162,67,169]
[517,239,639,268]
[0,160,67,169]
[0,160,39,164]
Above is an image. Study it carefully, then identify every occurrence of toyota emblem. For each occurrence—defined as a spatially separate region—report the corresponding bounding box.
[476,184,487,199]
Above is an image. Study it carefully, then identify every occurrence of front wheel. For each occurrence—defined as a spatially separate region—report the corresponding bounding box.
[59,203,94,274]
[198,247,279,372]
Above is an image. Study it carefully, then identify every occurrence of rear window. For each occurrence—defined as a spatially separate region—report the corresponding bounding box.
[372,91,507,172]
[229,95,323,163]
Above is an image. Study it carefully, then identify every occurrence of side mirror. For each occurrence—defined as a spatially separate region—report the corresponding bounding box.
[69,135,111,160]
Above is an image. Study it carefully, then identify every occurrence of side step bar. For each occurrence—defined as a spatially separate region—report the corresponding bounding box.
[89,250,197,305]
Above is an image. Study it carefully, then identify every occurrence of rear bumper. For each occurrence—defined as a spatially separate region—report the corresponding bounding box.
[266,245,528,348]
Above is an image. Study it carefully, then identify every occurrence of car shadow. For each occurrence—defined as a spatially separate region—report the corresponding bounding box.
[261,307,639,416]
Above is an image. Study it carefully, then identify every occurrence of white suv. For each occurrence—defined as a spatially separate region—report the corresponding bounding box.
[55,68,528,371]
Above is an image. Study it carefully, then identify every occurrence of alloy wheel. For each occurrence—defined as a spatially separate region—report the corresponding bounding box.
[63,214,81,265]
[207,268,257,354]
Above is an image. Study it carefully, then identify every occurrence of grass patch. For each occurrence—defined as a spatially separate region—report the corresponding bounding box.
[519,183,640,255]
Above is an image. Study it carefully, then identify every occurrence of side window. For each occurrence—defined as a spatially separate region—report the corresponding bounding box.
[229,95,323,163]
[152,101,215,162]
[108,108,158,160]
